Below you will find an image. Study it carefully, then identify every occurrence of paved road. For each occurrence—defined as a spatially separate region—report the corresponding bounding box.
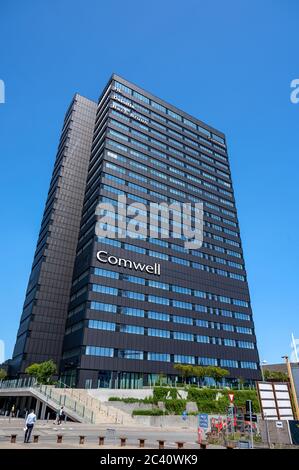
[0,418,224,449]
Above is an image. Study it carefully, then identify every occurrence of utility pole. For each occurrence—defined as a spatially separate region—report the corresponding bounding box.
[260,360,267,382]
[248,400,254,449]
[282,355,299,420]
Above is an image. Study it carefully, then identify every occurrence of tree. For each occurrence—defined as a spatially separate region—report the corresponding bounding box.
[238,377,245,390]
[173,364,194,384]
[206,366,229,386]
[264,369,289,382]
[191,366,206,386]
[0,369,7,380]
[25,360,57,384]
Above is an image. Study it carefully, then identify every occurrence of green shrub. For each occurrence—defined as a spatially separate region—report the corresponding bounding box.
[187,388,260,414]
[108,396,155,404]
[187,388,218,401]
[153,387,179,401]
[132,409,167,416]
[164,399,187,414]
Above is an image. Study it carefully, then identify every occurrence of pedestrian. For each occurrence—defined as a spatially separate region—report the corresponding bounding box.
[11,404,15,418]
[57,406,65,425]
[24,409,36,443]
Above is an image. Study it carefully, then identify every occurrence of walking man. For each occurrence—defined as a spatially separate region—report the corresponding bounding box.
[24,409,36,443]
[57,406,65,425]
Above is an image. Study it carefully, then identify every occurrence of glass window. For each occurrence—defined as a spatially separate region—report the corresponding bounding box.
[88,320,116,331]
[196,319,209,328]
[148,352,170,362]
[124,243,146,254]
[148,328,170,338]
[147,311,170,321]
[222,323,234,332]
[86,346,114,357]
[122,290,145,301]
[119,349,144,360]
[236,326,252,334]
[172,285,191,295]
[151,101,166,113]
[92,284,118,295]
[121,307,144,317]
[223,339,236,347]
[198,357,218,366]
[197,335,210,344]
[114,82,132,95]
[148,280,169,290]
[168,110,182,121]
[94,268,119,279]
[173,331,193,341]
[240,361,257,369]
[123,274,145,285]
[220,359,238,368]
[172,300,192,310]
[133,91,149,104]
[90,302,117,313]
[174,355,195,364]
[148,295,169,305]
[173,315,193,325]
[120,324,144,335]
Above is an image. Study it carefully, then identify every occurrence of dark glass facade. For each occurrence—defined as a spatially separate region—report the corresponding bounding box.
[59,75,261,388]
[10,94,97,375]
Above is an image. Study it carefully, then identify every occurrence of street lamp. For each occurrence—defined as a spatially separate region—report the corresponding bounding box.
[260,360,267,382]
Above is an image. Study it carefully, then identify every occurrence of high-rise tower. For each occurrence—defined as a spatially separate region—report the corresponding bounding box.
[11,94,97,375]
[59,75,261,388]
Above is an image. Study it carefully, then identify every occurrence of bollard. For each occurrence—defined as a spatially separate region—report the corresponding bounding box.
[57,434,63,444]
[176,441,185,449]
[79,435,85,445]
[33,435,40,443]
[120,436,127,447]
[10,434,17,444]
[99,436,105,446]
[157,440,165,449]
[138,438,146,448]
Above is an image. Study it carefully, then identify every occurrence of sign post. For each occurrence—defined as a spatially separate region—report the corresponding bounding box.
[227,393,235,433]
[198,413,209,444]
[246,400,254,449]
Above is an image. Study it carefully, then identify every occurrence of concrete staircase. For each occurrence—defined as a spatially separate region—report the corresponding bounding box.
[60,388,135,425]
[0,381,135,425]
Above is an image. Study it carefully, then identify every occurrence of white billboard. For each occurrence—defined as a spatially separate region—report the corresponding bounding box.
[257,382,294,420]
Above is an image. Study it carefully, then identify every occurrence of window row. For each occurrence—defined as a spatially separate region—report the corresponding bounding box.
[105,141,235,218]
[89,300,253,335]
[86,319,255,349]
[107,120,230,188]
[85,344,258,370]
[105,154,232,205]
[101,184,240,247]
[99,198,241,258]
[106,133,234,208]
[113,83,226,147]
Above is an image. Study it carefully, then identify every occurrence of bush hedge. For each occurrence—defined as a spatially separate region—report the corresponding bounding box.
[132,409,166,416]
[153,387,181,401]
[164,399,187,414]
[108,396,154,404]
[152,387,260,414]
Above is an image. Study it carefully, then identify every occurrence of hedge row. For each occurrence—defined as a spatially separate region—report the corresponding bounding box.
[132,409,166,416]
[153,387,260,413]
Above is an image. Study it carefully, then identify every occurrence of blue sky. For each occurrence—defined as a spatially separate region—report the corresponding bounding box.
[0,0,298,365]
